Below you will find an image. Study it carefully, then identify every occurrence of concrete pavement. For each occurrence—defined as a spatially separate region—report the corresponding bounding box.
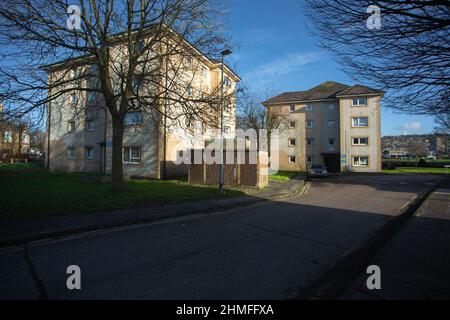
[0,174,445,299]
[341,187,450,299]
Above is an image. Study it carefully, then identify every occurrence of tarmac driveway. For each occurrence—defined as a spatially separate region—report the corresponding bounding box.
[0,174,445,299]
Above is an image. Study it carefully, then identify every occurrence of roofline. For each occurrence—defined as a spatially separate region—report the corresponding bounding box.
[335,92,385,98]
[40,26,240,81]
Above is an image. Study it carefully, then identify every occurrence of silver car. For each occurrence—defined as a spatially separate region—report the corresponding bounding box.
[308,164,328,178]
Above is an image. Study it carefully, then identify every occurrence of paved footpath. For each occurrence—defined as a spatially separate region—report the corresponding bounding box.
[341,187,450,299]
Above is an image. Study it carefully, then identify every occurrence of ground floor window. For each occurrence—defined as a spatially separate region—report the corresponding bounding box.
[352,156,369,167]
[288,155,296,164]
[123,146,141,164]
[307,155,314,163]
[85,146,94,160]
[68,147,75,159]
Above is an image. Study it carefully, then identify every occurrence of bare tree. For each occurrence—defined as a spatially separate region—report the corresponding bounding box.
[0,0,231,189]
[434,114,450,133]
[237,84,290,134]
[303,0,450,115]
[405,139,428,159]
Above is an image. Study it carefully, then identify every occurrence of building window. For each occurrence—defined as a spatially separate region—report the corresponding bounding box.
[289,105,296,113]
[288,138,296,147]
[67,120,75,133]
[224,126,231,134]
[123,146,141,164]
[328,103,336,110]
[70,93,78,105]
[307,156,313,163]
[68,147,75,159]
[186,57,193,68]
[200,66,207,78]
[328,138,335,145]
[352,117,368,127]
[3,131,13,143]
[224,77,231,87]
[327,120,336,128]
[86,119,95,131]
[352,98,368,106]
[187,86,193,96]
[132,74,144,93]
[135,40,145,54]
[70,68,79,80]
[289,121,296,129]
[352,156,369,167]
[288,155,296,164]
[353,137,369,145]
[87,90,96,102]
[306,120,314,128]
[124,111,142,126]
[307,138,314,147]
[306,103,313,111]
[85,146,94,160]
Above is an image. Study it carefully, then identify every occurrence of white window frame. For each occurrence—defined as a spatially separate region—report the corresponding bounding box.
[85,146,94,160]
[306,103,313,111]
[288,138,296,147]
[289,121,296,129]
[306,120,314,128]
[352,156,369,167]
[200,66,207,78]
[327,120,336,128]
[352,117,368,127]
[86,119,95,131]
[289,105,296,113]
[288,155,296,164]
[307,138,314,147]
[352,98,368,106]
[123,146,141,164]
[352,137,369,146]
[68,147,75,159]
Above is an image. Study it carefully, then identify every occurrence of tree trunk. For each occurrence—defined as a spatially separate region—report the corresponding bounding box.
[111,116,125,190]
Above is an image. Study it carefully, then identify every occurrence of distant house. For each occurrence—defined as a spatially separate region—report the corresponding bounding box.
[263,81,384,172]
[0,103,30,161]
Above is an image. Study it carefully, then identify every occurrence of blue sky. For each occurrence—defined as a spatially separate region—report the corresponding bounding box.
[225,0,436,136]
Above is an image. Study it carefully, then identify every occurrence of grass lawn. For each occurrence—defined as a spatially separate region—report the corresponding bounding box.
[269,171,299,182]
[0,169,244,219]
[383,167,450,175]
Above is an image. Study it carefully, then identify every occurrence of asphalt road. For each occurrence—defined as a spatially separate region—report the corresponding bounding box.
[0,174,445,299]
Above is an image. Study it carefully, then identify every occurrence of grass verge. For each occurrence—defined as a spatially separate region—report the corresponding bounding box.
[0,170,244,219]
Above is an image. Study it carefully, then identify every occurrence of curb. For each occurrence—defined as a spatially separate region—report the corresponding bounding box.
[291,184,436,300]
[0,179,309,248]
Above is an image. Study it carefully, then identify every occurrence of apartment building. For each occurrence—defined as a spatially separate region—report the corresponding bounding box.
[263,81,384,172]
[44,31,240,178]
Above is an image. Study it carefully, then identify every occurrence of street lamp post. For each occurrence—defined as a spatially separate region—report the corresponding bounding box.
[219,49,232,193]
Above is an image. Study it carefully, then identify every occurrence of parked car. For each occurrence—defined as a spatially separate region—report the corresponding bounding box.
[308,164,328,178]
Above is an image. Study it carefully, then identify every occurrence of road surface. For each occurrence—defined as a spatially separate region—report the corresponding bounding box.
[0,174,444,299]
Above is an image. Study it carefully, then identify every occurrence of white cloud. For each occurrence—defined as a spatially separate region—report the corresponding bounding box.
[244,52,320,80]
[396,122,422,135]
